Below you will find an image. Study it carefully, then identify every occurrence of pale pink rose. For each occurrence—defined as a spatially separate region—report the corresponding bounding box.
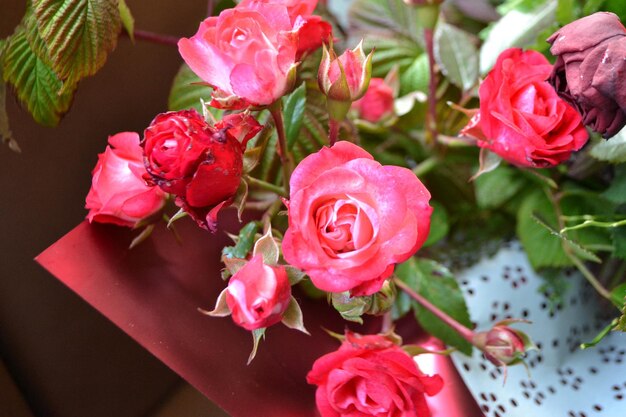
[226,255,291,330]
[282,141,433,296]
[352,77,395,123]
[178,1,330,108]
[85,132,166,227]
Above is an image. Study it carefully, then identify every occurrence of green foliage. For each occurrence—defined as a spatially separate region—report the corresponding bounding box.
[399,53,429,95]
[434,22,479,92]
[602,165,626,204]
[118,0,135,42]
[423,201,449,247]
[283,83,307,149]
[395,257,473,354]
[590,131,626,163]
[32,0,121,90]
[2,16,74,127]
[168,64,219,115]
[474,165,529,209]
[222,222,259,260]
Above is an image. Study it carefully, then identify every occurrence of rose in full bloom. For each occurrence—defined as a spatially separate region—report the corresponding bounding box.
[225,255,291,331]
[141,109,261,231]
[178,0,330,109]
[282,141,432,296]
[307,332,444,417]
[461,48,588,167]
[548,12,626,138]
[352,77,396,123]
[85,132,166,227]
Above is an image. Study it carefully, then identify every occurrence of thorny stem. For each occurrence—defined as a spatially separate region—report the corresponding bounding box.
[424,28,438,147]
[269,101,293,195]
[124,29,179,47]
[544,188,613,303]
[394,277,475,343]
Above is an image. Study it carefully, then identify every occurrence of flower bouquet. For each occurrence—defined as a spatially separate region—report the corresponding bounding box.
[2,0,624,416]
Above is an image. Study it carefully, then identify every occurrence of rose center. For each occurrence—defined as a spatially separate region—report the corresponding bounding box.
[315,198,374,256]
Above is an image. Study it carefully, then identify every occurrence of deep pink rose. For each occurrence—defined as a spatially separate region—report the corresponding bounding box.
[282,141,432,296]
[548,12,626,138]
[461,48,588,167]
[226,255,291,331]
[85,132,166,227]
[319,42,373,103]
[307,333,444,417]
[352,77,395,123]
[141,109,261,231]
[178,0,330,109]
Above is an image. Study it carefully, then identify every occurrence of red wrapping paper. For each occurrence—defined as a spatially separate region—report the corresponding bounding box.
[36,218,483,417]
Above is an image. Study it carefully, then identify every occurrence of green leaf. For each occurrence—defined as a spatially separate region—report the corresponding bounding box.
[283,82,306,149]
[423,201,449,247]
[434,22,478,92]
[610,283,626,309]
[590,129,626,163]
[396,258,473,355]
[222,222,259,259]
[248,328,265,365]
[118,0,134,42]
[556,0,576,25]
[168,64,219,114]
[612,227,626,260]
[399,53,429,96]
[532,213,602,263]
[602,165,626,204]
[281,296,309,335]
[252,228,280,265]
[2,23,75,127]
[480,0,556,73]
[517,190,572,268]
[33,0,121,88]
[474,165,528,209]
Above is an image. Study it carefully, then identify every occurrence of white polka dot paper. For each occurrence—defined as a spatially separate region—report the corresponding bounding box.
[452,242,626,417]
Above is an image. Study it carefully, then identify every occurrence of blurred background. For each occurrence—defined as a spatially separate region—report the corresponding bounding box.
[0,1,228,415]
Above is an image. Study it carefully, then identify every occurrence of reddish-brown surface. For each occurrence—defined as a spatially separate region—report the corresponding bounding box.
[37,218,483,417]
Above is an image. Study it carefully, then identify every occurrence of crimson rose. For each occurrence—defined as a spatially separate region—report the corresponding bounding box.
[461,48,588,167]
[307,333,443,417]
[141,109,261,231]
[548,12,626,138]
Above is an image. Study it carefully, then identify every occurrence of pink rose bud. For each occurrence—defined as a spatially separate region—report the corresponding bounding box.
[141,110,261,232]
[282,141,432,296]
[85,132,166,227]
[318,41,374,121]
[178,0,330,109]
[548,12,626,138]
[352,77,396,123]
[225,255,291,331]
[307,332,443,417]
[460,48,588,167]
[473,321,533,366]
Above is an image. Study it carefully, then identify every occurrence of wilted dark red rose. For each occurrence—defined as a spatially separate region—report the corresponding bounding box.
[461,48,588,167]
[548,12,626,138]
[307,332,443,417]
[141,109,261,231]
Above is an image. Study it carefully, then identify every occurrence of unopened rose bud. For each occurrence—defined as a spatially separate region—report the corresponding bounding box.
[318,41,374,122]
[473,321,534,366]
[548,12,626,138]
[367,280,397,315]
[331,292,372,324]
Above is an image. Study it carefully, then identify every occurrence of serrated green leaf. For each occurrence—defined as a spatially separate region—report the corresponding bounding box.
[590,129,626,163]
[2,25,75,127]
[33,0,121,88]
[434,23,478,92]
[480,0,556,73]
[474,165,529,209]
[396,258,473,354]
[222,222,259,259]
[517,190,572,268]
[168,64,219,114]
[532,213,602,263]
[283,82,306,149]
[399,53,429,96]
[423,201,448,247]
[118,0,134,42]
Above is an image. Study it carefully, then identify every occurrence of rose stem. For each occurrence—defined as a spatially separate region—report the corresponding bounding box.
[544,188,614,304]
[412,155,438,178]
[245,176,288,198]
[207,0,215,16]
[269,101,293,194]
[122,29,179,47]
[424,27,438,146]
[328,119,340,146]
[394,277,475,343]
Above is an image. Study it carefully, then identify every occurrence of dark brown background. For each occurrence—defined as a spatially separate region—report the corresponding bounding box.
[0,1,226,415]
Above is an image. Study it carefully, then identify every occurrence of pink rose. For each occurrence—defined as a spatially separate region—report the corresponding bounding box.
[352,77,395,123]
[282,141,432,296]
[178,1,330,109]
[318,41,373,103]
[226,255,291,331]
[85,132,166,227]
[307,332,444,417]
[461,48,588,167]
[141,110,261,231]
